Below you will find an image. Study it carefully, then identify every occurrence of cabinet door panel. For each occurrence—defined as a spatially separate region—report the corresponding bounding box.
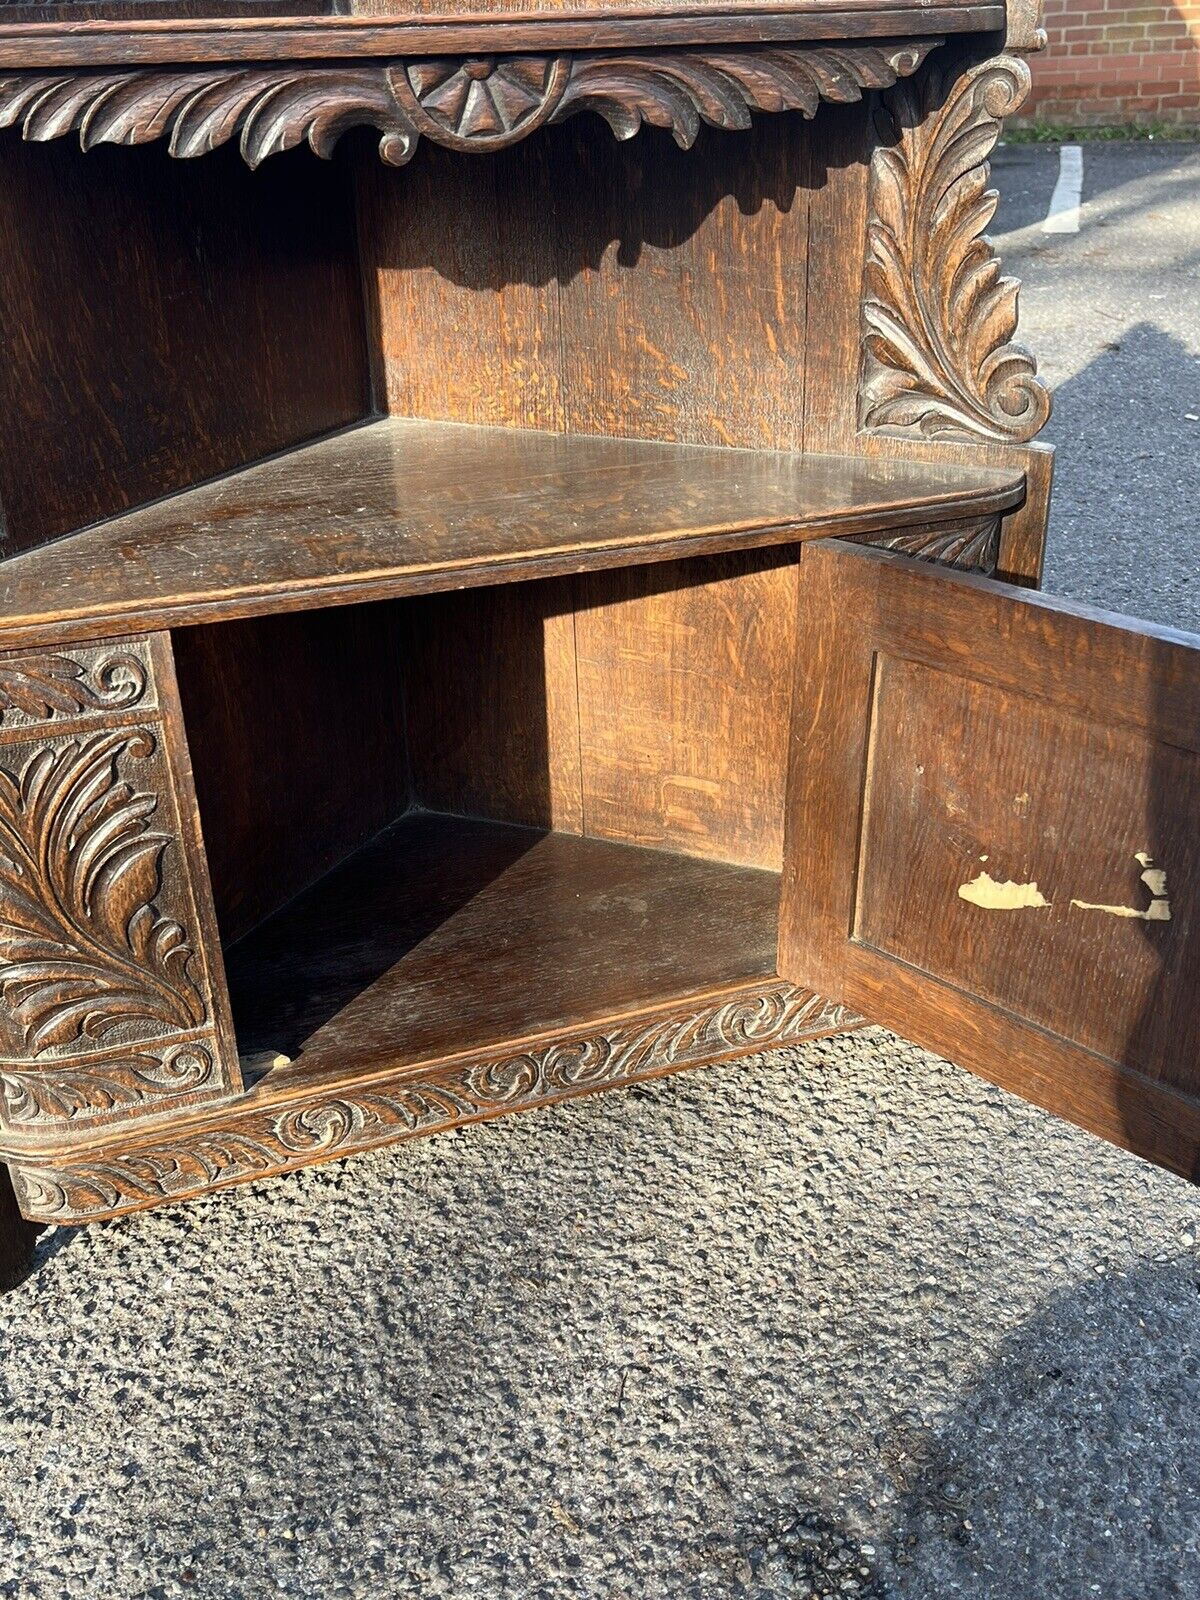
[779,541,1200,1180]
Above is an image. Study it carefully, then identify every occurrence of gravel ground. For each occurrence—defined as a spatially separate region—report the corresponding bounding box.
[2,142,1200,1600]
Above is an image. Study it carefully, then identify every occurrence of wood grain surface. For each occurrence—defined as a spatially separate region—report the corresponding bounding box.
[575,551,799,867]
[224,811,781,1073]
[361,116,814,447]
[173,606,411,945]
[0,416,1025,647]
[0,141,370,558]
[403,580,584,833]
[781,541,1200,1182]
[0,5,1004,69]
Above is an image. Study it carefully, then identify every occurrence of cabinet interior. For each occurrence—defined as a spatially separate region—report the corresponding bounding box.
[171,577,786,1079]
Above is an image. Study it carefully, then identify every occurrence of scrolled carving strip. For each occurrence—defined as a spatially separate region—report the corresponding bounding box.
[860,54,1051,444]
[0,649,148,729]
[0,1041,215,1127]
[13,983,859,1220]
[0,42,940,170]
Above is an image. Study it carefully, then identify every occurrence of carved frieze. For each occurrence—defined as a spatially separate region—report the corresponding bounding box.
[12,982,859,1220]
[0,42,939,169]
[860,54,1051,444]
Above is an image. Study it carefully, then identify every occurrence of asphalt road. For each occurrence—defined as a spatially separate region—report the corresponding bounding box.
[2,142,1199,1600]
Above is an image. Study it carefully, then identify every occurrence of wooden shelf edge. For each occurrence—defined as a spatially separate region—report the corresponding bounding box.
[6,977,862,1222]
[0,5,1005,67]
[0,420,1027,649]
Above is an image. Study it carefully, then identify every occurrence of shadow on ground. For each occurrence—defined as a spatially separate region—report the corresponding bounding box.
[728,1252,1200,1598]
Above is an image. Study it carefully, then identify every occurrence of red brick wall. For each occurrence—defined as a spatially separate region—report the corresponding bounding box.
[1022,0,1200,124]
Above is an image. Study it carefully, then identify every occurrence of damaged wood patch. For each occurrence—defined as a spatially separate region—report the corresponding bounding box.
[957,871,1050,910]
[958,853,1172,922]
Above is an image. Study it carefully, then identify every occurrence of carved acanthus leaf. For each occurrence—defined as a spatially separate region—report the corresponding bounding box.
[0,42,940,170]
[861,54,1051,443]
[846,515,1001,573]
[554,44,937,147]
[13,983,859,1220]
[0,731,206,1061]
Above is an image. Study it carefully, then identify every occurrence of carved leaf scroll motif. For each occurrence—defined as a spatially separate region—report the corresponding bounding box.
[13,984,859,1221]
[0,42,939,170]
[0,730,205,1061]
[0,650,147,729]
[0,639,234,1134]
[846,514,1002,574]
[0,1043,215,1125]
[861,55,1051,443]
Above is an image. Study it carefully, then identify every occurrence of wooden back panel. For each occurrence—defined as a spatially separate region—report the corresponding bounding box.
[364,118,812,866]
[0,141,372,556]
[173,605,411,947]
[358,116,811,445]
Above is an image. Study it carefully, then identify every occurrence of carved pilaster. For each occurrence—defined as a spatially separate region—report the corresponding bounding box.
[0,636,238,1142]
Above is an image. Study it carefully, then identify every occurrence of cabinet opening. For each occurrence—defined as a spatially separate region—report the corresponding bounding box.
[170,580,782,1088]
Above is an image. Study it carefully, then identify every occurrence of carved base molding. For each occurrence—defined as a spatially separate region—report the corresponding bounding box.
[0,41,940,169]
[8,980,859,1222]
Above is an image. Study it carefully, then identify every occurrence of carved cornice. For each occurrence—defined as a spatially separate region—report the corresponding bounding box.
[0,42,939,169]
[12,982,859,1220]
[860,54,1051,444]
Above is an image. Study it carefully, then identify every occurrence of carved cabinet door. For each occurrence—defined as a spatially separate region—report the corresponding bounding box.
[0,633,239,1146]
[779,541,1200,1181]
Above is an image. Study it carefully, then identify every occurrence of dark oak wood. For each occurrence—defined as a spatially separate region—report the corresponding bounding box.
[172,606,411,945]
[0,17,1084,1244]
[0,1162,39,1290]
[0,141,370,558]
[0,6,1006,70]
[575,550,800,868]
[10,974,855,1222]
[360,113,816,445]
[0,43,940,169]
[2,813,859,1224]
[801,42,1054,584]
[0,417,1026,649]
[225,811,782,1069]
[780,542,1200,1182]
[403,580,585,833]
[0,632,241,1144]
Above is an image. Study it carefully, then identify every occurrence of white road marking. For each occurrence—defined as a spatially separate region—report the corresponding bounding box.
[1043,144,1084,234]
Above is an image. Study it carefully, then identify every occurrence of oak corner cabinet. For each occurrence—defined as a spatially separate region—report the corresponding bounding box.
[0,0,1195,1287]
